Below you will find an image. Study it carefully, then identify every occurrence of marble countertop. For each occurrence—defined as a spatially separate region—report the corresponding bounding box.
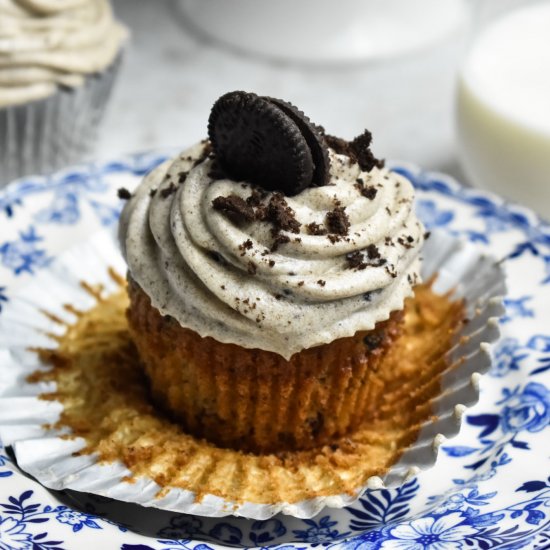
[100,0,472,182]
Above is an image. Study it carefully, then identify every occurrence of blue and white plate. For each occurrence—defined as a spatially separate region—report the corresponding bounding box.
[0,153,549,549]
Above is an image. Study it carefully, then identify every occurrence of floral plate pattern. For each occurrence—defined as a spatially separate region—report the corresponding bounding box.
[0,153,549,549]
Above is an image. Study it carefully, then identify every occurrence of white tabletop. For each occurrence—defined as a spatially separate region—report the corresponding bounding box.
[101,0,472,183]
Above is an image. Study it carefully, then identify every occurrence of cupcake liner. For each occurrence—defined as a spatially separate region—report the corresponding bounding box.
[0,229,505,519]
[0,54,123,188]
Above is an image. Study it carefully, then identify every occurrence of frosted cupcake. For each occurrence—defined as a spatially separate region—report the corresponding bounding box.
[0,0,128,185]
[119,91,425,454]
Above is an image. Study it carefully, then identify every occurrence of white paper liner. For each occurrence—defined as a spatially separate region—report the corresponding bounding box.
[0,228,505,519]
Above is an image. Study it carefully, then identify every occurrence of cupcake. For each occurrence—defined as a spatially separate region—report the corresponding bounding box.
[119,91,425,454]
[0,0,128,186]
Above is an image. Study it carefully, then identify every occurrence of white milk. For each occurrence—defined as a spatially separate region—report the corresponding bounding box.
[457,2,550,217]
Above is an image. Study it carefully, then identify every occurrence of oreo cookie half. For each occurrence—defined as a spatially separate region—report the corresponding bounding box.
[265,97,330,188]
[208,91,330,195]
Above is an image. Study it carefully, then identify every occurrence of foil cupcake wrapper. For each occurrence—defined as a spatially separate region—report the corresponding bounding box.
[127,278,404,454]
[0,229,506,519]
[0,54,123,188]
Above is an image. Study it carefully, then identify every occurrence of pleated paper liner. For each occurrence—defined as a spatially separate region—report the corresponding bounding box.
[126,277,406,454]
[0,229,505,519]
[0,54,122,187]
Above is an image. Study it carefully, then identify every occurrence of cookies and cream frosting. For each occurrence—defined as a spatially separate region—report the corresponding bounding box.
[0,0,127,108]
[119,142,424,359]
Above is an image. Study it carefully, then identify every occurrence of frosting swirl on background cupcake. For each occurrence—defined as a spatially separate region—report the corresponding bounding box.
[0,0,127,107]
[119,142,424,359]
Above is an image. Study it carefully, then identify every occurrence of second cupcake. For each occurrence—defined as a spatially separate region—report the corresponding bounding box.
[0,0,128,185]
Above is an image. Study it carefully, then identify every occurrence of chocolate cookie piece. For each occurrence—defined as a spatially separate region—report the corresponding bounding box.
[325,131,384,172]
[264,97,330,187]
[208,91,329,195]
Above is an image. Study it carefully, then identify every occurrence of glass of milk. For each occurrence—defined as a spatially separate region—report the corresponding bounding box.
[456,1,550,218]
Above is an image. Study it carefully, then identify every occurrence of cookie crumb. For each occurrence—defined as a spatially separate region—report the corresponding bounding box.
[365,244,381,260]
[212,195,255,223]
[397,236,415,249]
[306,222,327,235]
[239,239,254,254]
[361,186,378,200]
[160,182,177,199]
[117,187,132,200]
[326,206,350,235]
[326,131,384,172]
[267,193,301,234]
[271,234,291,252]
[246,188,267,207]
[346,251,367,270]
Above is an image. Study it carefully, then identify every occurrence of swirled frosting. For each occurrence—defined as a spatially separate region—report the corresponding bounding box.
[0,0,127,107]
[119,142,424,359]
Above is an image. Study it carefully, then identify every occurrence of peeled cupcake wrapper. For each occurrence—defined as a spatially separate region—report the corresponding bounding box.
[0,229,505,519]
[0,54,122,187]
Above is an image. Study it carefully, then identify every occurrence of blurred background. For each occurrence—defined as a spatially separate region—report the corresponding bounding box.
[103,0,471,177]
[99,0,549,217]
[3,0,549,215]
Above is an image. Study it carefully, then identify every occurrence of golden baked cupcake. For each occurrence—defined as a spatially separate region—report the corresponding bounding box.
[119,91,425,454]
